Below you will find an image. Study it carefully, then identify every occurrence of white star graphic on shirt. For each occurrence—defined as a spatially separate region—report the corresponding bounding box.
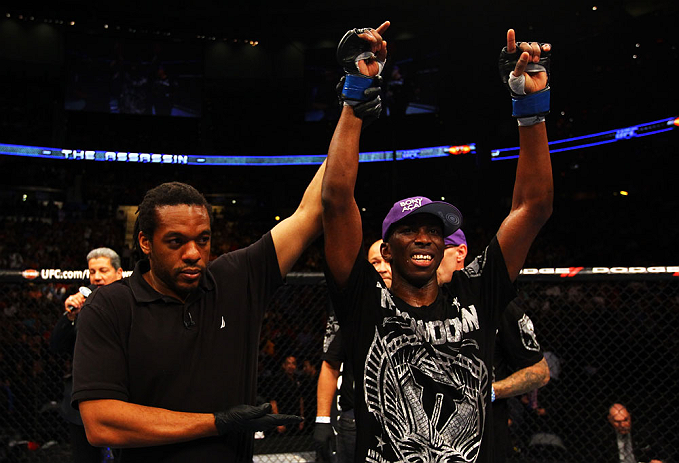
[376,435,385,450]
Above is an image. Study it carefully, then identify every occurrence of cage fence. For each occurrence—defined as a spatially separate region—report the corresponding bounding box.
[0,268,677,462]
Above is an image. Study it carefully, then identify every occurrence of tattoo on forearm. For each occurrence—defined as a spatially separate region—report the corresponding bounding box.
[494,359,549,399]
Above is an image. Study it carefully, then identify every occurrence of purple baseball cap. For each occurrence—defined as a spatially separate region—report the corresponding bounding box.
[444,229,467,247]
[381,196,462,241]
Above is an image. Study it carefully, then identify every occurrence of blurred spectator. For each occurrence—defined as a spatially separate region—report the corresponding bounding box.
[606,403,666,463]
[268,355,304,436]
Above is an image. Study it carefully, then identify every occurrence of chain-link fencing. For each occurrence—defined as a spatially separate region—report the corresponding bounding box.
[0,268,677,462]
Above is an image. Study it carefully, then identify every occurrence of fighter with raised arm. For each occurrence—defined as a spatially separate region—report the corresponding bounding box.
[314,22,389,462]
[322,23,552,463]
[315,239,392,463]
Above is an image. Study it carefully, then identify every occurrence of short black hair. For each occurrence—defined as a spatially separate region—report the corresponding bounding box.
[134,182,213,253]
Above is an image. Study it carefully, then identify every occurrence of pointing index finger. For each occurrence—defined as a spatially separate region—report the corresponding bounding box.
[507,29,516,54]
[375,21,390,35]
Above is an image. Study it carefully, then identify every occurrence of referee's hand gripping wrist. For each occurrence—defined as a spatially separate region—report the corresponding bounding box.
[214,403,302,435]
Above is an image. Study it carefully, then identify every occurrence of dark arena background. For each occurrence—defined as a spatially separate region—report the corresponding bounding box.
[1,1,678,462]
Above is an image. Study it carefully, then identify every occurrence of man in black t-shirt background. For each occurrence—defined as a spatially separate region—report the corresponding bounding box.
[315,239,392,463]
[437,229,550,462]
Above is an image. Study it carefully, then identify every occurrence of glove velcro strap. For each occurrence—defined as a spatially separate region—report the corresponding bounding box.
[342,74,374,101]
[512,88,550,117]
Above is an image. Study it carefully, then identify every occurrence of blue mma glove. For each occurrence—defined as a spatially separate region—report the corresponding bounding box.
[336,75,383,125]
[337,28,385,105]
[498,42,551,125]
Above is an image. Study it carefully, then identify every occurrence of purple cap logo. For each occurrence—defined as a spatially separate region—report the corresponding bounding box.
[399,197,426,212]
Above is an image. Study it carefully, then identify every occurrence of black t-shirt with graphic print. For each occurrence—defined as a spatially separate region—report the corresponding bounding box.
[492,300,544,462]
[326,237,516,463]
[322,307,355,412]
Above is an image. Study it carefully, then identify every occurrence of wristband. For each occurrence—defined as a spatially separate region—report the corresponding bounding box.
[512,88,550,118]
[491,386,496,402]
[315,416,331,424]
[342,74,374,102]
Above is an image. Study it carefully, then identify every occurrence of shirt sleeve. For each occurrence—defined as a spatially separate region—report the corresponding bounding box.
[210,231,284,318]
[71,288,131,407]
[247,232,284,315]
[462,236,518,325]
[497,299,544,371]
[323,248,373,333]
[322,306,344,363]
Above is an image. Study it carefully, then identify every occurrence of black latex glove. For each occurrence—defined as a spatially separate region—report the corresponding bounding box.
[313,422,335,462]
[214,403,302,435]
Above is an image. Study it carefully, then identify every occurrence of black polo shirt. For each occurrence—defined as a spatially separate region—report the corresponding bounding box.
[72,232,282,462]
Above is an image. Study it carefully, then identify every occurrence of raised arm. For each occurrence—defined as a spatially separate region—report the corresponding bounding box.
[322,107,365,287]
[496,29,553,281]
[270,159,326,278]
[323,22,389,288]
